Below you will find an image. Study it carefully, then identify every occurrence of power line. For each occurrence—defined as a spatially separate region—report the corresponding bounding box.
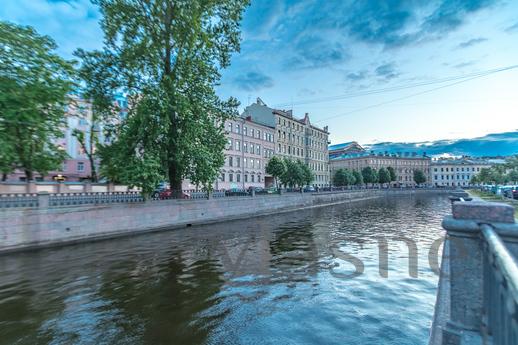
[273,64,518,108]
[313,69,513,124]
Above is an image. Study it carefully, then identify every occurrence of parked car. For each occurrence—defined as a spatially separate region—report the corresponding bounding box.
[158,189,191,199]
[304,186,316,192]
[248,187,267,195]
[151,182,170,199]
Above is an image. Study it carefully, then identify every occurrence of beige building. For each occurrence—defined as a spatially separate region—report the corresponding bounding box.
[431,158,494,187]
[329,142,431,186]
[216,116,275,190]
[242,98,330,187]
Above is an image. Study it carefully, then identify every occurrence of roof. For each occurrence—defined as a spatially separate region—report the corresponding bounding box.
[330,152,430,161]
[328,142,355,151]
[432,158,494,165]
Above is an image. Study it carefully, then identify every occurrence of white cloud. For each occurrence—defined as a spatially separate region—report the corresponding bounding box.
[0,0,103,58]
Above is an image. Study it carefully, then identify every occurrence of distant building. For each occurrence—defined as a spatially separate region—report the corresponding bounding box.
[328,142,431,186]
[329,141,365,159]
[242,98,330,187]
[430,157,494,187]
[218,116,276,190]
[6,94,127,182]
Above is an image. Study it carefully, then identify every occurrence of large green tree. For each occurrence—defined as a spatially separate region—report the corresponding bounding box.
[266,156,286,188]
[387,166,397,183]
[378,167,391,184]
[0,21,75,180]
[93,0,250,194]
[362,167,378,185]
[352,170,363,186]
[413,169,427,185]
[298,160,314,187]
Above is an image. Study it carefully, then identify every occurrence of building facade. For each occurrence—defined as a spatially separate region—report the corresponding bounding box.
[430,158,493,187]
[328,141,431,186]
[242,98,330,187]
[216,117,275,190]
[6,95,127,182]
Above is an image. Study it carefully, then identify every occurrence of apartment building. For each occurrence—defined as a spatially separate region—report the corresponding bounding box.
[431,158,494,187]
[215,116,276,190]
[242,98,330,187]
[329,143,431,186]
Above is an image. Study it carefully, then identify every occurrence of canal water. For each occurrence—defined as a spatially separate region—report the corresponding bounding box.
[0,195,450,345]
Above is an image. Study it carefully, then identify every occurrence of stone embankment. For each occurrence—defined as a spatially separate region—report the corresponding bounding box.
[0,189,448,254]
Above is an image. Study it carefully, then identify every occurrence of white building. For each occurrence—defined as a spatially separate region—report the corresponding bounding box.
[431,158,493,187]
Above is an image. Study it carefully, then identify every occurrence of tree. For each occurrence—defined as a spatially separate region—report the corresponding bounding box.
[72,49,120,182]
[353,170,363,186]
[281,159,304,188]
[333,168,346,187]
[387,166,397,183]
[0,21,74,180]
[266,156,286,188]
[362,167,378,185]
[413,170,427,185]
[378,167,390,184]
[298,160,314,187]
[93,0,250,193]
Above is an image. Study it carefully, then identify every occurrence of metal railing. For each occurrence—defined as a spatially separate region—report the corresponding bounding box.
[0,193,39,208]
[481,224,518,345]
[49,192,144,206]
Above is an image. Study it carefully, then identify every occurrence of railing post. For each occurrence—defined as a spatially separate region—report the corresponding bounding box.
[207,190,212,199]
[37,192,50,208]
[58,181,66,193]
[440,201,516,345]
[84,182,92,193]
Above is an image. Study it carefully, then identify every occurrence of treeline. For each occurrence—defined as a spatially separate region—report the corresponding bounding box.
[471,156,518,185]
[265,156,314,188]
[333,166,427,186]
[0,0,252,195]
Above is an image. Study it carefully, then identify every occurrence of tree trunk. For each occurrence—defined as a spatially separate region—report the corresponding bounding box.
[89,154,97,182]
[1,173,6,181]
[25,169,33,181]
[168,164,182,193]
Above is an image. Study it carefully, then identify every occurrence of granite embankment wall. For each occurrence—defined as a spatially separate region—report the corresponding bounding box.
[0,189,448,253]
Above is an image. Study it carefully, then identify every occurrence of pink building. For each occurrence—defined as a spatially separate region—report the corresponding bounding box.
[217,117,275,190]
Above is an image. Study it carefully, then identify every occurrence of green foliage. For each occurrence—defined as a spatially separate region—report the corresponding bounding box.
[413,169,427,184]
[299,160,314,187]
[387,166,397,182]
[93,0,250,191]
[333,168,355,186]
[266,156,286,187]
[378,167,391,184]
[0,21,75,179]
[72,49,120,182]
[352,170,363,185]
[361,167,378,184]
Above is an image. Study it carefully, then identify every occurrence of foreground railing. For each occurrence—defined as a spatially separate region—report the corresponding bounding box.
[432,199,518,345]
[481,224,518,345]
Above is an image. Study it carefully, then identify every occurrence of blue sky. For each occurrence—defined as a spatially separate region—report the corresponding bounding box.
[2,0,518,145]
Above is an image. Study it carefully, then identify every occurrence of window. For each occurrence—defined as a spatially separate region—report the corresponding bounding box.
[236,157,241,167]
[228,138,233,150]
[257,130,261,139]
[244,158,247,167]
[243,126,247,136]
[245,174,248,182]
[221,173,225,181]
[229,156,233,167]
[251,129,254,137]
[243,142,248,153]
[235,140,241,151]
[250,143,254,154]
[77,162,85,172]
[227,122,233,132]
[237,174,241,182]
[229,174,233,182]
[256,145,260,155]
[251,174,255,182]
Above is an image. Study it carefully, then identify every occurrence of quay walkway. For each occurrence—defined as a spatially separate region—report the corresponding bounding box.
[430,190,518,345]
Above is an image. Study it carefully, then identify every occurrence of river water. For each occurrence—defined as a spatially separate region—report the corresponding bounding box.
[0,194,450,345]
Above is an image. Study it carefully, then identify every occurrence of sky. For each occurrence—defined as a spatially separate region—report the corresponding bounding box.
[1,0,518,146]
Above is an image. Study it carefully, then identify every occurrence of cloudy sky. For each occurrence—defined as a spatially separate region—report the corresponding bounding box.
[2,0,518,145]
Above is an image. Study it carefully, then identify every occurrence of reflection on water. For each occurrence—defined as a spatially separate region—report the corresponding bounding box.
[0,195,450,345]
